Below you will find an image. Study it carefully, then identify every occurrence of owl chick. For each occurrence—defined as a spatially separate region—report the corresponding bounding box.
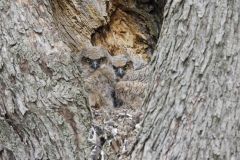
[111,54,134,80]
[115,80,147,109]
[121,64,151,82]
[79,46,111,77]
[84,64,116,109]
[74,46,117,109]
[111,54,150,108]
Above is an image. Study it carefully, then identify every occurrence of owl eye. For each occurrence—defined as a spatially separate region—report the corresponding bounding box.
[82,57,91,63]
[113,66,117,70]
[100,57,106,63]
[125,61,133,70]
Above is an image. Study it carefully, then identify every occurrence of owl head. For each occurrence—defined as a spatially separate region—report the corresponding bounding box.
[111,54,133,78]
[80,46,110,70]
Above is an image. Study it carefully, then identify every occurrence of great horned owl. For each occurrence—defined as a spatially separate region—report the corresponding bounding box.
[111,54,150,108]
[84,64,116,109]
[76,46,116,109]
[79,46,111,77]
[115,79,147,109]
[111,54,134,79]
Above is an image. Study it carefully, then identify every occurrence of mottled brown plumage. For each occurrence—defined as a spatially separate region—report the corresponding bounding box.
[111,54,134,79]
[79,46,111,77]
[84,64,116,109]
[111,54,150,108]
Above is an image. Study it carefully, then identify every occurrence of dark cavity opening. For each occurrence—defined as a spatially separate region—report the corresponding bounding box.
[91,0,166,61]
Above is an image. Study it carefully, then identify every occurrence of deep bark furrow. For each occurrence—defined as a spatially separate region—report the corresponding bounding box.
[0,0,91,159]
[132,0,240,159]
[0,0,240,159]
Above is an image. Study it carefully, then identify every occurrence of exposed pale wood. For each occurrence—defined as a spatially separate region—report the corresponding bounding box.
[1,0,239,159]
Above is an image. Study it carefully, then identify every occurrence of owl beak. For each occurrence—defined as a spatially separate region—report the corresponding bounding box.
[91,60,100,70]
[116,68,125,78]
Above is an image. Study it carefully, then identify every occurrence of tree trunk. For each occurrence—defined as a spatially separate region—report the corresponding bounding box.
[131,0,240,159]
[0,0,93,159]
[1,0,240,160]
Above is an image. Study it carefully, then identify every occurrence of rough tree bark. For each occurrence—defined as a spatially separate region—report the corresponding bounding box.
[0,0,159,159]
[131,0,240,159]
[0,0,93,159]
[1,0,240,160]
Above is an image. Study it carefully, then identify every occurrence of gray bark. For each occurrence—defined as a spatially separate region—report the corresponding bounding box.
[131,0,240,159]
[50,0,109,50]
[1,0,240,160]
[0,0,92,159]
